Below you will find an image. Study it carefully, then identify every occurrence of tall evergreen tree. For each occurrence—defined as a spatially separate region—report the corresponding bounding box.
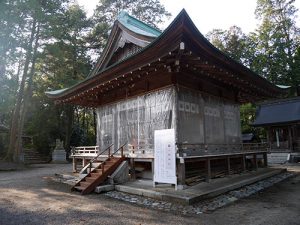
[33,4,93,153]
[4,0,70,161]
[206,26,253,67]
[255,0,299,85]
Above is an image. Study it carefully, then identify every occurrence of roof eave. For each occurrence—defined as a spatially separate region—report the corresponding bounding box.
[47,9,287,103]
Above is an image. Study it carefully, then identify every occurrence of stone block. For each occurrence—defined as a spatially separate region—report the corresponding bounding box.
[52,150,67,163]
[109,161,129,184]
[52,139,68,163]
[95,184,115,193]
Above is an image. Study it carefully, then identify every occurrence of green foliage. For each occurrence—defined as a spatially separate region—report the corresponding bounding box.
[206,26,252,66]
[25,3,94,155]
[207,0,300,138]
[240,103,266,138]
[254,0,299,85]
[240,103,256,132]
[288,46,300,95]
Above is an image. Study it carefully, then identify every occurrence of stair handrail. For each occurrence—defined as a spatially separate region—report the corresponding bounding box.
[111,143,127,158]
[89,144,114,173]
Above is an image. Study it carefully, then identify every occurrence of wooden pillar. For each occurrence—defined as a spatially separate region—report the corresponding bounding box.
[241,154,246,171]
[288,126,293,151]
[205,158,211,182]
[72,157,77,173]
[267,127,272,152]
[263,152,268,167]
[82,157,86,167]
[130,158,136,180]
[177,158,186,186]
[151,159,154,180]
[253,154,258,170]
[226,156,231,175]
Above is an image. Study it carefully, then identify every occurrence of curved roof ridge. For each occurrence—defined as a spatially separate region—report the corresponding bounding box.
[117,11,162,37]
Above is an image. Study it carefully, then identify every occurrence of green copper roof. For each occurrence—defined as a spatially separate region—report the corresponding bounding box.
[117,11,161,37]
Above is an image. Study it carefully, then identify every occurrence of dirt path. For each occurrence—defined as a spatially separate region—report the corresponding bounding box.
[0,164,299,225]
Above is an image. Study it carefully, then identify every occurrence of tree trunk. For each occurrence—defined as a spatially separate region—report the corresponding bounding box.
[15,22,40,159]
[6,18,37,162]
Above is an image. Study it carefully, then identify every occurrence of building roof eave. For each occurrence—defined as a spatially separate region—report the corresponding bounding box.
[45,9,287,104]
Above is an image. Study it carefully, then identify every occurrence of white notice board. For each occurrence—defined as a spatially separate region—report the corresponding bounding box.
[153,129,177,187]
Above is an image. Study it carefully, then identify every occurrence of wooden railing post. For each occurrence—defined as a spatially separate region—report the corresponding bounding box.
[121,146,124,157]
[108,146,111,158]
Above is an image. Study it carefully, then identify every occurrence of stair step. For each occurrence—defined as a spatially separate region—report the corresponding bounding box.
[71,148,125,195]
[74,186,85,191]
[80,181,92,187]
[90,172,101,177]
[85,177,97,183]
[91,163,101,168]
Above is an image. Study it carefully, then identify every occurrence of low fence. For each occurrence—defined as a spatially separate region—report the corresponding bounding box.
[71,146,99,157]
[70,142,269,158]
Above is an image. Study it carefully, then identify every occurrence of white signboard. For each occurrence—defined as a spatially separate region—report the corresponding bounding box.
[154,129,177,187]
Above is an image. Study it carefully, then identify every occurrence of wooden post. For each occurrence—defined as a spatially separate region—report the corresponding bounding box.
[177,158,186,186]
[205,158,211,182]
[267,127,272,152]
[130,158,136,180]
[82,157,86,167]
[253,154,258,170]
[151,159,154,180]
[263,152,268,167]
[72,157,77,173]
[226,156,231,175]
[241,154,246,171]
[121,146,124,157]
[288,126,293,151]
[108,146,111,158]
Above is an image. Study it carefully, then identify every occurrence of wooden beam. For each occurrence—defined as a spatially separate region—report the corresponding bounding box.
[72,157,77,173]
[241,154,246,171]
[253,154,258,170]
[288,126,293,151]
[177,158,186,186]
[130,158,136,180]
[263,152,268,167]
[226,156,231,175]
[205,158,211,182]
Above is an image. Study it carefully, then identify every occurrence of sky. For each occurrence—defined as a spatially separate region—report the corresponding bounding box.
[77,0,300,34]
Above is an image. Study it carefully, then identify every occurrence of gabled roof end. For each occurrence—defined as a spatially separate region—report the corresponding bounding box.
[117,11,162,37]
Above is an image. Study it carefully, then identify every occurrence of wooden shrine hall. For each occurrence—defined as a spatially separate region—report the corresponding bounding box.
[46,10,286,191]
[253,97,300,163]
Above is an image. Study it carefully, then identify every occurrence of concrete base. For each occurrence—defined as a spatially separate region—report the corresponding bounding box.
[115,168,286,205]
[52,150,68,163]
[95,185,115,193]
[109,161,129,184]
[288,153,300,163]
[268,152,291,164]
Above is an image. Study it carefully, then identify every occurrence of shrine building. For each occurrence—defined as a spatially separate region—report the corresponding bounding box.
[46,10,286,191]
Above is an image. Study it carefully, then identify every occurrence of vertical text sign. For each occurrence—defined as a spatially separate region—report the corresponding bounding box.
[154,129,177,185]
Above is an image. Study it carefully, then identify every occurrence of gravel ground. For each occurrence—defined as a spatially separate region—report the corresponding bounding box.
[0,163,300,225]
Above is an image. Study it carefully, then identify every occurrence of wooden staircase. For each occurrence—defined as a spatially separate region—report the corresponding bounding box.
[72,144,126,195]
